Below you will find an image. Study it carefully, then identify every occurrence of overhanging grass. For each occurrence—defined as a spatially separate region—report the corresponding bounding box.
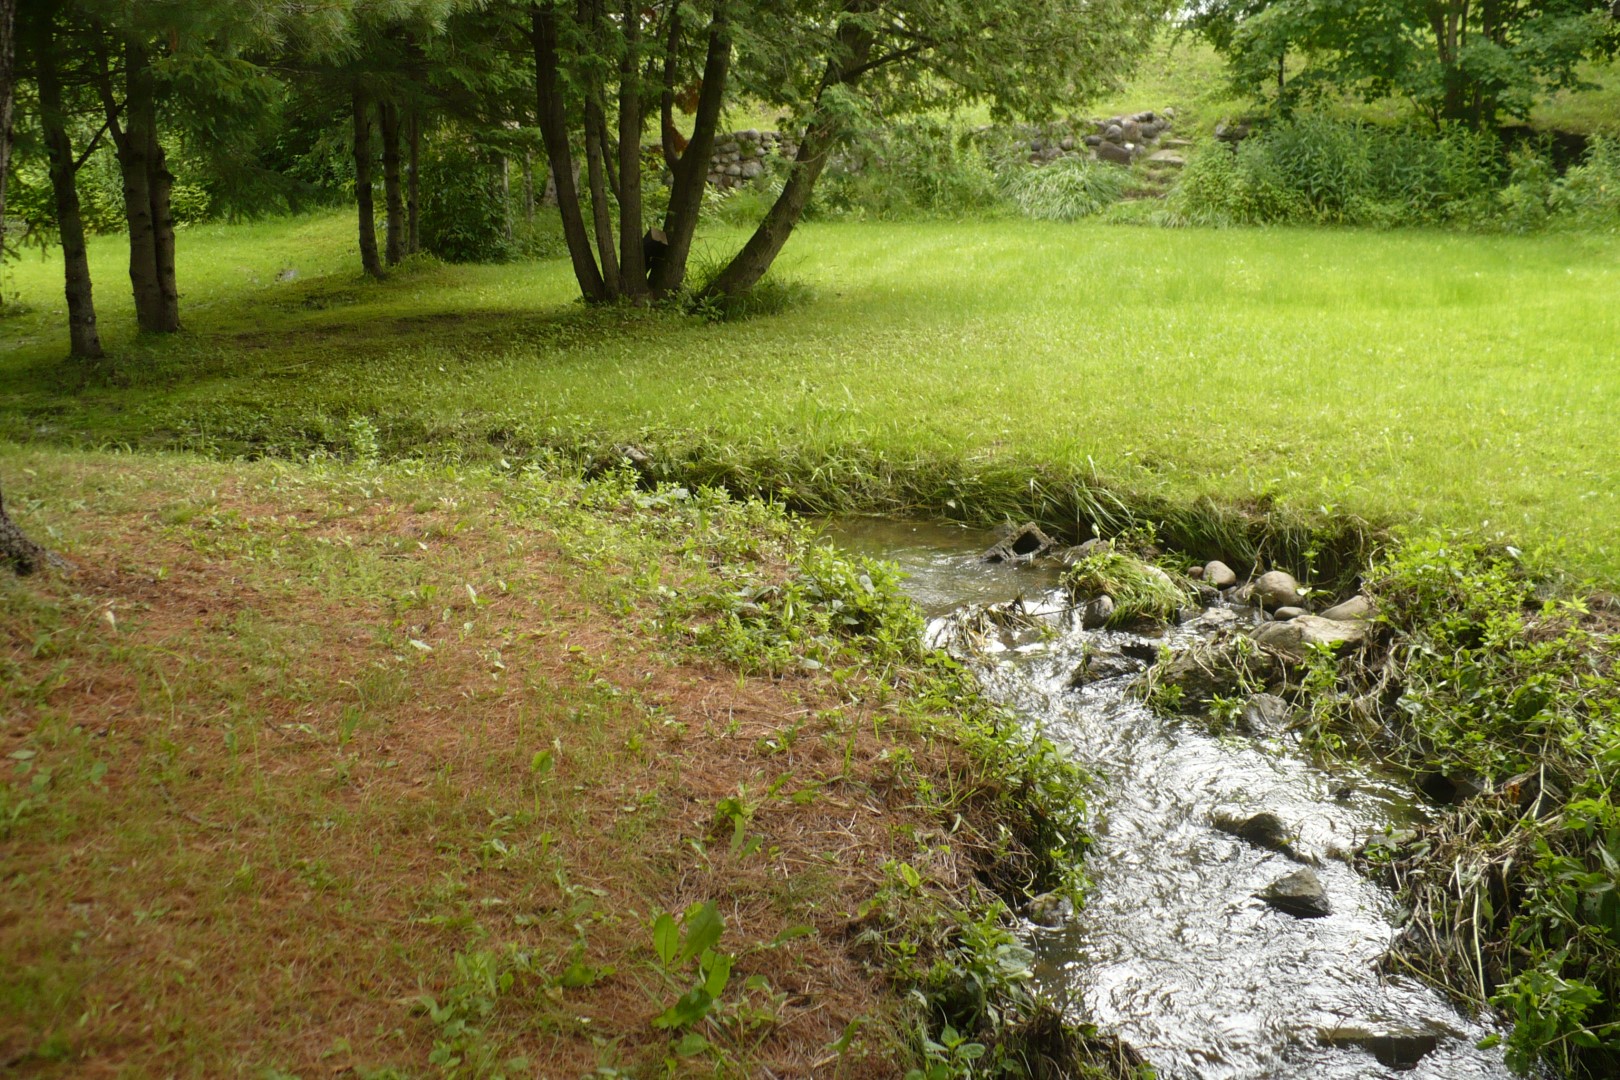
[2,210,1617,583]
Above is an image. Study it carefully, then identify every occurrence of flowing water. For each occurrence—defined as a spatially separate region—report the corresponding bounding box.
[824,518,1514,1080]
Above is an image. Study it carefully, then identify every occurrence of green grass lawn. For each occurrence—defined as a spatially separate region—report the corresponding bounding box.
[3,210,1618,581]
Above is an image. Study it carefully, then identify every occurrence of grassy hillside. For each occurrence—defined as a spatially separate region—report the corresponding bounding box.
[4,211,1617,581]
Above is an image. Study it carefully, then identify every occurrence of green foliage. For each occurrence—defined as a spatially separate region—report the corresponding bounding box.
[1334,535,1620,1078]
[1063,549,1192,626]
[1554,134,1620,229]
[1167,117,1505,226]
[1188,0,1613,128]
[1002,158,1130,221]
[419,949,529,1078]
[419,134,513,264]
[814,122,1005,220]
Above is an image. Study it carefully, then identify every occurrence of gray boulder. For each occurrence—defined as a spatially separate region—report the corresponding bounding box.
[1320,595,1374,622]
[1252,570,1305,609]
[1203,560,1237,588]
[1080,595,1116,630]
[1250,615,1367,660]
[1272,606,1307,621]
[1095,141,1134,166]
[1259,868,1331,918]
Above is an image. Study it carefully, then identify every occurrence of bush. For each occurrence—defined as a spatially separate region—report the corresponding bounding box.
[1163,115,1620,233]
[1556,135,1620,231]
[813,121,1005,219]
[1166,117,1505,227]
[419,135,516,263]
[1002,157,1129,221]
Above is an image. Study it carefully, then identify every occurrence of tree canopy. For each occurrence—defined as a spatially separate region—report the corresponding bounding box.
[1188,0,1616,127]
[2,0,1170,346]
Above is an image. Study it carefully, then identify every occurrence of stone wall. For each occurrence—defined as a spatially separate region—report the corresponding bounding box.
[989,110,1189,170]
[696,109,1189,193]
[704,130,799,191]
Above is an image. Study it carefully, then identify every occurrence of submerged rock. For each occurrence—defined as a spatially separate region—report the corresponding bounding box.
[1025,891,1074,927]
[1144,635,1282,711]
[1069,647,1145,686]
[1259,867,1332,918]
[982,522,1058,563]
[1317,1021,1454,1069]
[1214,810,1319,865]
[1239,692,1292,733]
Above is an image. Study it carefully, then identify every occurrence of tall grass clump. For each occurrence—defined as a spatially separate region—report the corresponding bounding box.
[1003,158,1130,221]
[1062,548,1192,626]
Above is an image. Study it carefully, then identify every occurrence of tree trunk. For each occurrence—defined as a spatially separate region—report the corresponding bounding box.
[616,0,646,300]
[116,39,167,330]
[582,86,621,296]
[146,127,180,331]
[704,13,874,298]
[651,9,730,296]
[380,100,404,265]
[532,4,605,302]
[0,0,15,271]
[0,479,52,577]
[522,150,535,224]
[36,19,104,359]
[407,110,420,254]
[353,88,383,278]
[700,121,836,298]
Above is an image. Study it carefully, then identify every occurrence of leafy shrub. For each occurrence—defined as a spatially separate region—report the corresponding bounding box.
[1349,535,1620,1078]
[1167,116,1506,227]
[1163,115,1620,234]
[814,121,1005,219]
[1555,135,1620,230]
[1002,157,1129,221]
[419,136,515,263]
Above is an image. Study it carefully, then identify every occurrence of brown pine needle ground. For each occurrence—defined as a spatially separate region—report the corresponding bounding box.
[0,450,1030,1079]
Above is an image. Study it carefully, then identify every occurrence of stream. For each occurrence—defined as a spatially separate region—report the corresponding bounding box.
[825,518,1514,1080]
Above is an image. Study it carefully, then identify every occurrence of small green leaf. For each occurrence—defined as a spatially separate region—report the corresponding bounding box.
[673,1032,711,1057]
[769,924,816,946]
[651,988,713,1029]
[679,901,723,964]
[652,913,679,967]
[702,952,733,998]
